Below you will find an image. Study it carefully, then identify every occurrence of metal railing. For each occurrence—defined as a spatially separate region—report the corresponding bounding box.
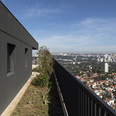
[53,58,116,116]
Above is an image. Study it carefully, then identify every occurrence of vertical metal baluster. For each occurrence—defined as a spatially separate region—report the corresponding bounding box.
[77,85,79,115]
[81,88,82,116]
[99,107,101,116]
[88,95,90,116]
[104,111,107,116]
[83,90,84,116]
[94,102,97,116]
[85,92,87,116]
[79,86,80,116]
[91,98,93,116]
[81,88,83,116]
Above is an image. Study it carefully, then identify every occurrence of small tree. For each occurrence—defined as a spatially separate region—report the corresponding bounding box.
[37,46,54,75]
[114,100,116,103]
[113,91,116,96]
[32,73,49,87]
[32,46,54,87]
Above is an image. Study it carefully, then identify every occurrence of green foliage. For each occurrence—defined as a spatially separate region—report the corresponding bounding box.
[114,100,116,103]
[113,91,116,96]
[32,46,54,87]
[41,92,51,105]
[11,74,63,116]
[32,68,38,72]
[83,81,87,85]
[37,46,54,75]
[31,73,49,87]
[102,93,111,99]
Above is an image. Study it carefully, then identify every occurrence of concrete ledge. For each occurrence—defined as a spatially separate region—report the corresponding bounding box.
[1,77,33,116]
[32,72,40,78]
[32,65,38,69]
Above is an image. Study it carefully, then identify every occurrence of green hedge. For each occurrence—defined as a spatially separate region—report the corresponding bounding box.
[31,73,49,87]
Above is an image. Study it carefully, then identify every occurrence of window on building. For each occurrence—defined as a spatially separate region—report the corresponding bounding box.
[25,48,28,67]
[7,43,15,73]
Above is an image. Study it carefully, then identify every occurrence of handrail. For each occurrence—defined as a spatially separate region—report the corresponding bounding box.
[53,58,116,116]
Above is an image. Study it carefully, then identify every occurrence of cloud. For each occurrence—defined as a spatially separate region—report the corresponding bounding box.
[12,0,116,53]
[31,17,116,53]
[21,2,65,19]
[71,18,116,43]
[20,0,75,19]
[24,8,62,18]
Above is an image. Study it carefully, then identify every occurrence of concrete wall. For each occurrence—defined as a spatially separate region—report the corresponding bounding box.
[0,1,38,114]
[0,1,38,50]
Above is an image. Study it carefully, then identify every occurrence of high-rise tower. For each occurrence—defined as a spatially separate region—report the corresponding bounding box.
[104,62,108,73]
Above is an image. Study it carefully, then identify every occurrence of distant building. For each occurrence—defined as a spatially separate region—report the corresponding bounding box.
[32,55,38,65]
[97,58,100,62]
[108,56,111,62]
[100,58,104,62]
[104,63,109,73]
[72,62,75,64]
[86,65,92,70]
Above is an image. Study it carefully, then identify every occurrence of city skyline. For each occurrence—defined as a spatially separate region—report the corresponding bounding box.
[2,0,116,53]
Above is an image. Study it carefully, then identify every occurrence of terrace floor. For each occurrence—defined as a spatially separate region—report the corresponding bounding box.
[1,76,33,116]
[10,74,64,116]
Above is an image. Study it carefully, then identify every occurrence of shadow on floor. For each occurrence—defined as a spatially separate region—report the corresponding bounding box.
[48,73,64,116]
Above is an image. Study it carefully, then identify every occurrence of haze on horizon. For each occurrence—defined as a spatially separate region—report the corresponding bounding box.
[2,0,116,53]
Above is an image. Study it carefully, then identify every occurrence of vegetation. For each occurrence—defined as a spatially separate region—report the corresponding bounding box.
[114,100,116,103]
[93,74,113,81]
[32,46,54,87]
[32,73,49,87]
[11,75,64,116]
[54,54,116,76]
[32,68,38,72]
[102,93,111,100]
[37,46,54,75]
[113,91,116,96]
[11,46,63,115]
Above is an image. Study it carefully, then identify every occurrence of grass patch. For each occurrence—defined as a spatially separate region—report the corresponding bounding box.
[11,74,64,116]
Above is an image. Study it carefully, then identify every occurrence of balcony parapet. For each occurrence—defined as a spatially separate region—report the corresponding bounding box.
[53,58,116,116]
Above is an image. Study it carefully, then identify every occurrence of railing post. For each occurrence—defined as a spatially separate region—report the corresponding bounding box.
[94,102,97,116]
[83,90,84,116]
[79,86,81,116]
[88,95,90,116]
[85,92,87,116]
[81,88,83,116]
[91,98,93,116]
[99,106,101,116]
[77,85,79,115]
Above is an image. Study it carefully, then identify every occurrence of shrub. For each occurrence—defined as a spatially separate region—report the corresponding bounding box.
[32,68,38,72]
[31,73,49,87]
[37,46,54,75]
[32,46,54,87]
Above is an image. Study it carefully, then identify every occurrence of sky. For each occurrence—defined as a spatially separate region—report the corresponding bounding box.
[1,0,116,54]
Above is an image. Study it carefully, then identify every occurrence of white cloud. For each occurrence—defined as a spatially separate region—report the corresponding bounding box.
[20,1,75,19]
[27,8,61,17]
[21,4,64,19]
[32,17,116,53]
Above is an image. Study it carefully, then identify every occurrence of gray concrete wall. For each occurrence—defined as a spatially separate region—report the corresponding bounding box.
[0,1,38,50]
[0,1,38,114]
